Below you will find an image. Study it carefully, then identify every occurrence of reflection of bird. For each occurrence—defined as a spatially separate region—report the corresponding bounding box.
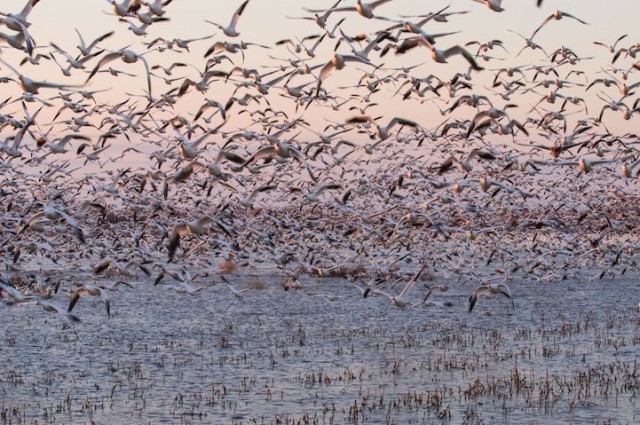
[145,0,174,16]
[206,0,250,37]
[469,280,514,313]
[414,284,449,307]
[169,281,207,295]
[220,276,253,299]
[288,0,342,29]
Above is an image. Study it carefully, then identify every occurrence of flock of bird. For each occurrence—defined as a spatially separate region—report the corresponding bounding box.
[0,0,639,321]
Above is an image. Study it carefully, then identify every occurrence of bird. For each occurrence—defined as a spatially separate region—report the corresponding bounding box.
[36,300,81,322]
[593,34,628,54]
[305,0,393,20]
[304,181,342,202]
[167,215,235,262]
[395,38,483,71]
[371,264,427,308]
[314,53,372,95]
[287,0,343,29]
[531,10,588,39]
[472,0,505,13]
[75,29,114,56]
[86,49,153,99]
[468,279,514,313]
[205,0,250,38]
[145,0,174,16]
[168,281,207,295]
[345,115,420,140]
[0,0,41,33]
[508,29,547,57]
[0,278,35,304]
[438,149,497,174]
[414,284,449,307]
[18,205,85,243]
[68,284,113,318]
[0,57,83,94]
[92,258,151,277]
[108,0,144,17]
[238,184,277,208]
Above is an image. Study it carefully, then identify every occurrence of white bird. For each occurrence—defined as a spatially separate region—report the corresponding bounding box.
[0,0,40,31]
[531,10,588,40]
[315,53,371,95]
[304,181,342,202]
[287,0,342,29]
[306,0,394,20]
[119,17,168,36]
[413,284,449,307]
[472,0,504,13]
[0,57,83,94]
[345,115,420,140]
[169,281,207,295]
[86,49,153,99]
[396,38,483,71]
[371,264,427,308]
[75,29,114,56]
[239,184,278,208]
[145,0,173,16]
[18,205,85,243]
[44,134,91,155]
[206,0,250,38]
[36,300,81,322]
[468,279,514,312]
[68,285,113,318]
[108,0,143,17]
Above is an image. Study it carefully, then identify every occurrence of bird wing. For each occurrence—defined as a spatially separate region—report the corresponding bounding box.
[371,0,393,8]
[318,60,336,83]
[230,0,250,28]
[87,51,122,82]
[443,45,483,70]
[531,14,555,39]
[560,11,588,25]
[388,117,420,130]
[345,114,374,125]
[88,30,115,51]
[56,210,85,243]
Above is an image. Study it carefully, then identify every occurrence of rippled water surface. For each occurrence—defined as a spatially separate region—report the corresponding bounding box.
[1,273,639,424]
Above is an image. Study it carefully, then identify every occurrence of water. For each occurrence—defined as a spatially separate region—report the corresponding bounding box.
[1,273,639,424]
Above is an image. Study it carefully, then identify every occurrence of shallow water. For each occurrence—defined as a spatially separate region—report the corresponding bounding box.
[1,273,639,425]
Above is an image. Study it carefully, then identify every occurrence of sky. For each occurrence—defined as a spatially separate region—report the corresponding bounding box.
[0,0,638,145]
